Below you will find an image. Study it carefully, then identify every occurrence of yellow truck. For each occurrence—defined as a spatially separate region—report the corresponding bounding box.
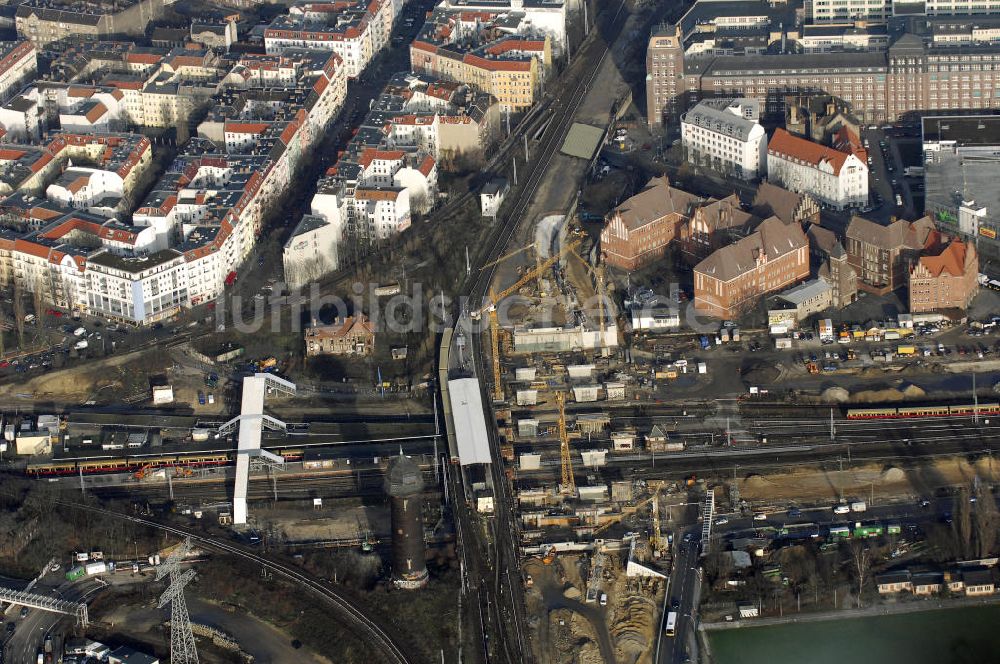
[897,345,916,356]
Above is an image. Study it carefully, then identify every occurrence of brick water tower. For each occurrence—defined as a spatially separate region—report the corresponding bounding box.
[384,452,428,589]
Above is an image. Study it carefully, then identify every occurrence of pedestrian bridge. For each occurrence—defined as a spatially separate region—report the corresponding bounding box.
[0,586,89,627]
[226,373,296,526]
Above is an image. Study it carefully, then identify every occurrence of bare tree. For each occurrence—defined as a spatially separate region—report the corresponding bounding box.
[973,481,998,558]
[955,487,974,559]
[849,541,871,608]
[32,277,46,328]
[12,279,25,349]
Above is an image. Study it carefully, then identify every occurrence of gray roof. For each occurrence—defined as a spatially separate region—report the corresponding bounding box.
[778,278,831,306]
[876,570,912,584]
[753,182,807,225]
[922,115,1000,147]
[695,216,808,282]
[695,51,886,77]
[89,249,181,273]
[610,176,702,231]
[807,224,839,255]
[285,213,330,246]
[682,99,760,141]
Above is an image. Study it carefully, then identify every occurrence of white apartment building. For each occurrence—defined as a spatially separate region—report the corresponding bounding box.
[85,249,188,325]
[46,167,124,210]
[766,129,869,210]
[680,98,767,180]
[283,213,342,289]
[0,41,36,103]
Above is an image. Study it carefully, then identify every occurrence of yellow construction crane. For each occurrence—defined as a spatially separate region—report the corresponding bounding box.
[556,391,575,496]
[489,301,503,402]
[471,236,583,320]
[591,480,667,537]
[477,236,583,403]
[479,242,536,272]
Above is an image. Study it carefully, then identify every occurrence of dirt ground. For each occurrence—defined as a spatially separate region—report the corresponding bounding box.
[254,505,391,542]
[737,457,1000,504]
[0,348,171,404]
[524,551,663,664]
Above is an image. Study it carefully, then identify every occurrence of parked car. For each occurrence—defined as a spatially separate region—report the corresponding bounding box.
[753,513,768,521]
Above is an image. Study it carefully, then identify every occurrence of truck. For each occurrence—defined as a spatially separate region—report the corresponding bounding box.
[897,345,916,356]
[850,501,867,513]
[818,319,834,342]
[699,335,711,350]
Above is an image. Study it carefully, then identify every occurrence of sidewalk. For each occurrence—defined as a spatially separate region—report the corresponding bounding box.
[701,593,1000,632]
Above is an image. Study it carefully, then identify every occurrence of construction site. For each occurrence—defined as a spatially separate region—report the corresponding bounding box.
[463,212,712,663]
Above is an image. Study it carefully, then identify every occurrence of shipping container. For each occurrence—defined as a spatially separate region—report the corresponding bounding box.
[65,566,85,581]
[896,345,916,356]
[84,562,106,576]
[850,501,867,512]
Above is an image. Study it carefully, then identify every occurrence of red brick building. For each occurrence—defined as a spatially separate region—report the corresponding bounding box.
[845,215,937,295]
[600,176,701,271]
[909,240,979,313]
[694,217,810,319]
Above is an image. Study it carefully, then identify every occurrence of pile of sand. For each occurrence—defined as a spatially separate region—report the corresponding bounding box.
[852,381,926,403]
[821,386,850,403]
[882,467,905,483]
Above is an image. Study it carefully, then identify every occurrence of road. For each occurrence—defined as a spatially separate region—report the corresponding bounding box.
[654,528,702,664]
[3,577,103,664]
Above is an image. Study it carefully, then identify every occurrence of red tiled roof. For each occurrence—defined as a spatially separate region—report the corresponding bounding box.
[768,128,852,176]
[358,148,405,168]
[225,122,269,134]
[417,154,435,176]
[355,188,400,201]
[85,101,108,123]
[919,241,970,277]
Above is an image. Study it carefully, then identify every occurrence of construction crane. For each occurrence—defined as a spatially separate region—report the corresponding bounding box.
[556,391,575,496]
[591,480,667,537]
[479,242,536,271]
[471,236,583,320]
[477,236,583,403]
[489,300,503,402]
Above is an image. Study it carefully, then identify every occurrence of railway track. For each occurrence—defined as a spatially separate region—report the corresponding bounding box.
[54,501,413,664]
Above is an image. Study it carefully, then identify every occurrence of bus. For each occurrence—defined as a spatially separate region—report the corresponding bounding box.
[665,611,678,637]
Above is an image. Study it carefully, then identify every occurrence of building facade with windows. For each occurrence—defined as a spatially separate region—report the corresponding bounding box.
[694,216,810,319]
[680,98,767,180]
[909,240,979,312]
[766,129,868,210]
[647,14,1000,132]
